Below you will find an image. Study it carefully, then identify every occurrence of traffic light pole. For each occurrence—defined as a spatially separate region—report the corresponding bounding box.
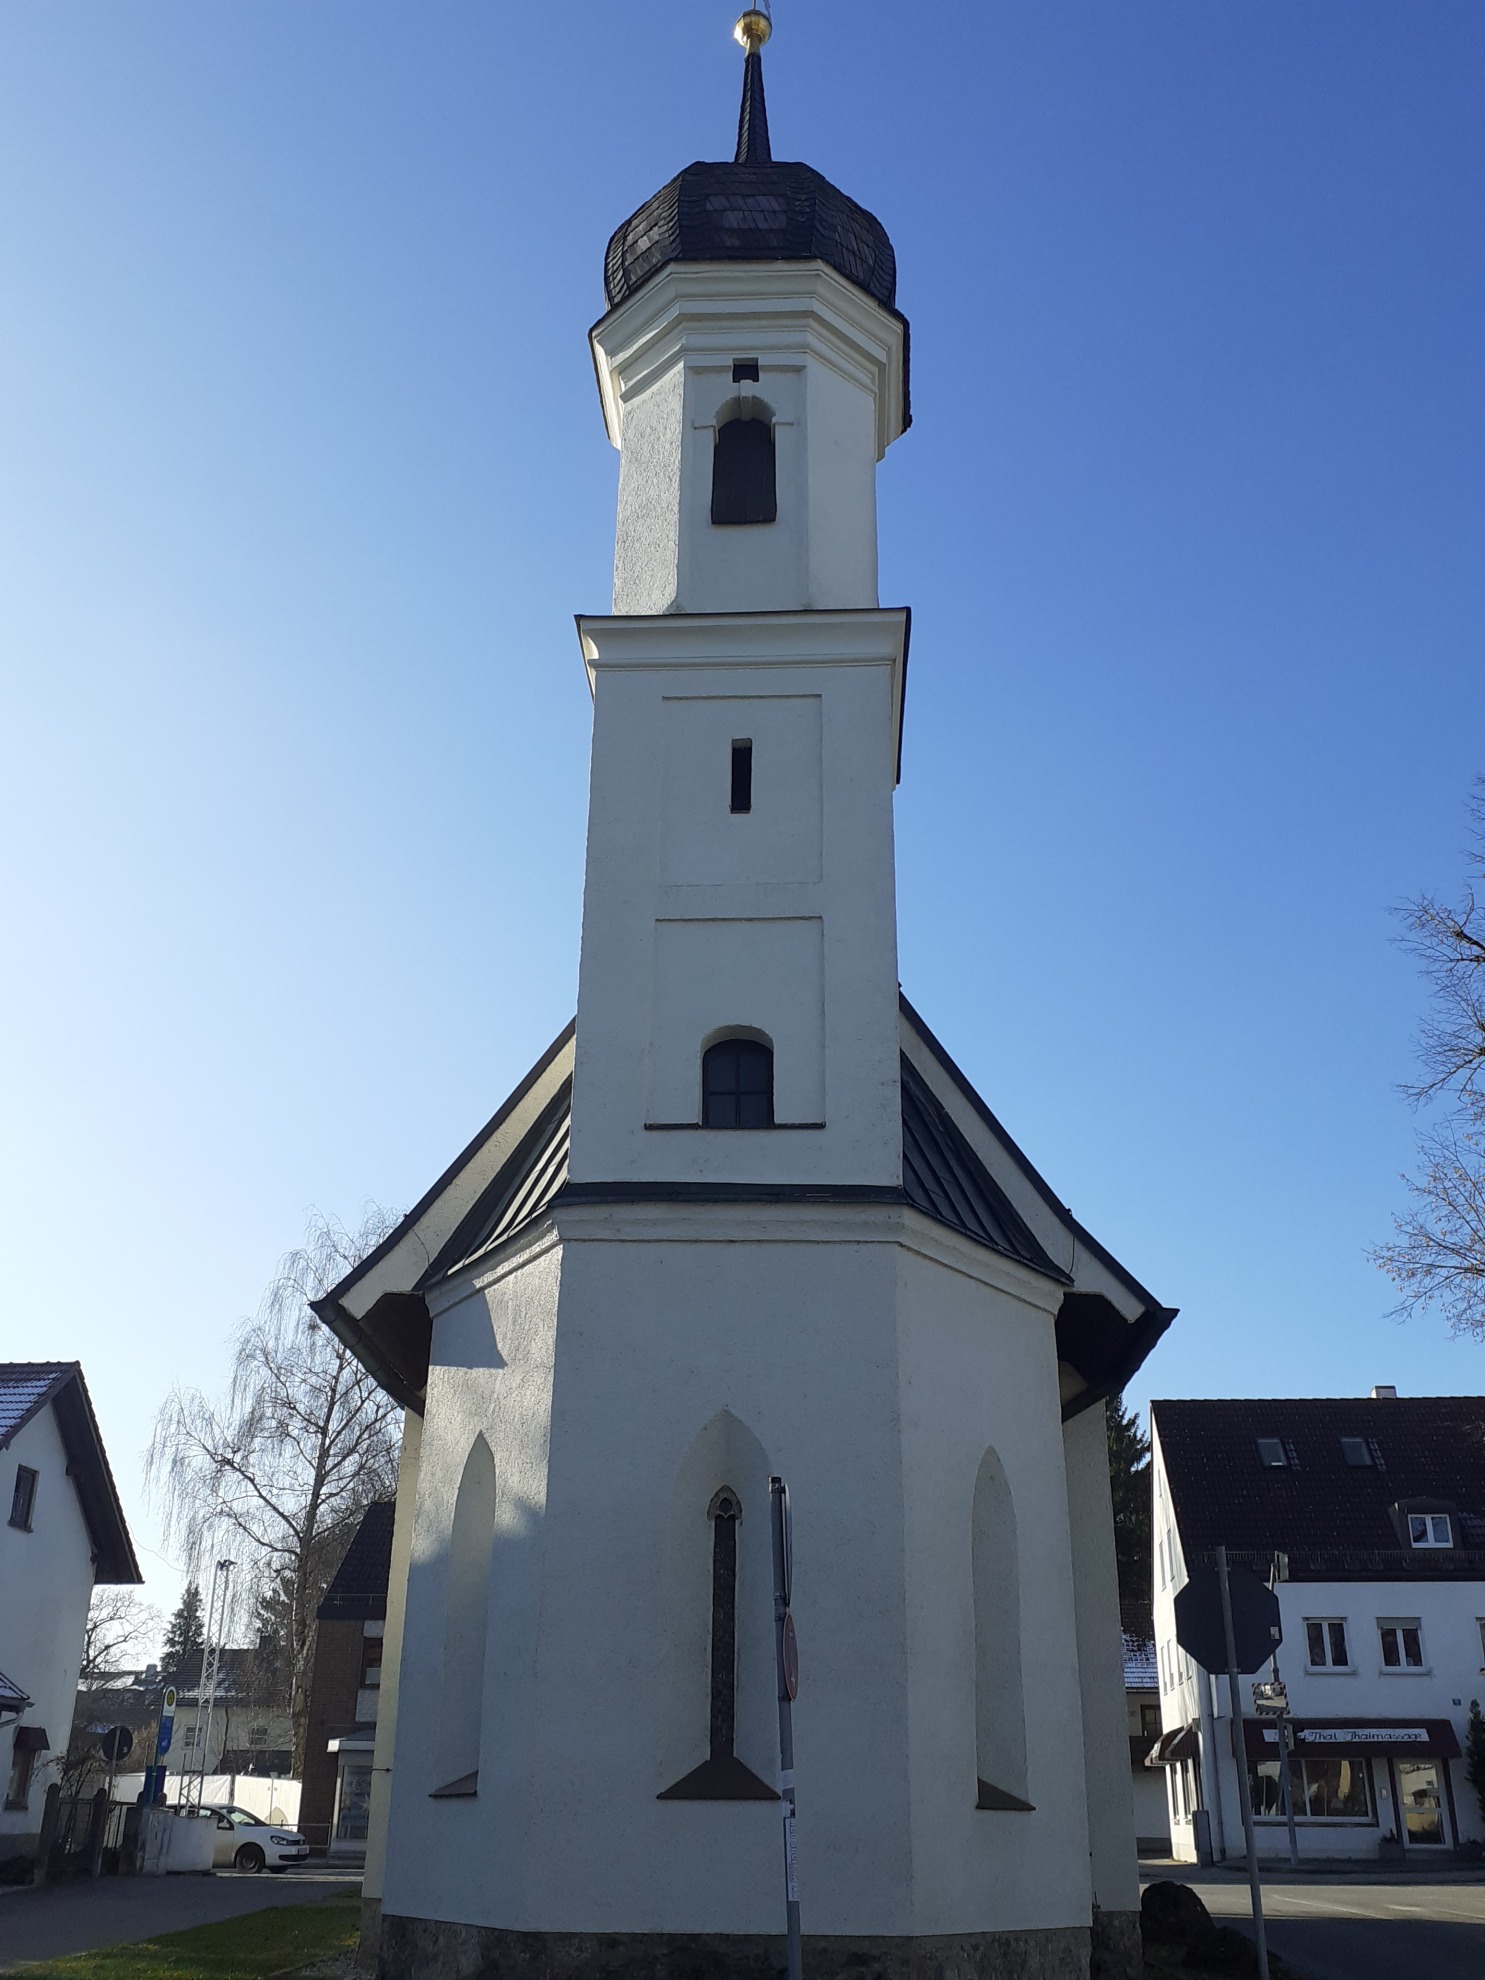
[1218,1546,1270,1980]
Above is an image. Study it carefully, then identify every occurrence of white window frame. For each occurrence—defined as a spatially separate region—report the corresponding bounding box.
[1378,1618,1427,1672]
[1304,1617,1352,1671]
[1407,1513,1452,1549]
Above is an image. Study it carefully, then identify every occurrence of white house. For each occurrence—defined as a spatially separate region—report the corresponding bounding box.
[315,22,1175,1980]
[1150,1391,1485,1865]
[1120,1602,1168,1855]
[0,1362,140,1862]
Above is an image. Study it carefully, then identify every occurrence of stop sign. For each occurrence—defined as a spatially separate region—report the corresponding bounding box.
[1174,1565,1282,1675]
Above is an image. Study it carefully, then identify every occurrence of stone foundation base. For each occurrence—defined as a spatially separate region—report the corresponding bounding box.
[379,1916,1092,1980]
[357,1898,383,1976]
[1088,1907,1141,1980]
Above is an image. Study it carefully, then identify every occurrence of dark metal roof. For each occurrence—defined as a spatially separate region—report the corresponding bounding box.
[900,1055,1065,1281]
[0,1362,141,1584]
[1154,1395,1485,1580]
[319,1000,1169,1426]
[602,52,909,423]
[606,160,899,315]
[317,1500,395,1622]
[0,1668,31,1715]
[420,1080,572,1287]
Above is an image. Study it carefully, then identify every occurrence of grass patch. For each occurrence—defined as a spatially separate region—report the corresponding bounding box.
[14,1899,360,1979]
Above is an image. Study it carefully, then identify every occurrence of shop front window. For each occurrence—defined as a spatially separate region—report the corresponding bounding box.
[1249,1753,1371,1821]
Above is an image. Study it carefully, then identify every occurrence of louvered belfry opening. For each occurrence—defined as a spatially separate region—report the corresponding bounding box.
[711,416,777,525]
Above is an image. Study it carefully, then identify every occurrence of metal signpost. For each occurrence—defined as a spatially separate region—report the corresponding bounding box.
[1252,1680,1299,1868]
[1217,1548,1271,1980]
[1174,1552,1283,1980]
[769,1476,802,1980]
[144,1684,176,1805]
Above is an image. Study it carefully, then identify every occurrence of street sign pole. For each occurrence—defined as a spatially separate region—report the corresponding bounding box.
[1277,1715,1299,1870]
[769,1477,802,1980]
[1218,1546,1269,1980]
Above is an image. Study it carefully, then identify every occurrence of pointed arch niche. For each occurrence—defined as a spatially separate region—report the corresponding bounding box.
[972,1445,1033,1812]
[431,1433,496,1798]
[657,1409,778,1801]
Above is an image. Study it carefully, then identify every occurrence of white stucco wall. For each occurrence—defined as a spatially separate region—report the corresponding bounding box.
[593,262,904,618]
[1061,1401,1140,1914]
[381,1206,1106,1944]
[363,1409,422,1907]
[569,612,907,1190]
[895,1240,1094,1936]
[0,1404,97,1849]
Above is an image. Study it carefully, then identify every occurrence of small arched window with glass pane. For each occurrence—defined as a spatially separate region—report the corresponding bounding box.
[702,1037,774,1129]
[711,415,777,526]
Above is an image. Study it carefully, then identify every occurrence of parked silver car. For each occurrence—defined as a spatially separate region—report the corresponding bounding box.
[201,1803,309,1873]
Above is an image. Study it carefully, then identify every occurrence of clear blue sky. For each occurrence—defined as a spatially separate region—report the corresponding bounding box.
[2,2,1481,1626]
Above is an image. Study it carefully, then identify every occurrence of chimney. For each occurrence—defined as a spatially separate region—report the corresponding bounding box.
[1371,1385,1398,1400]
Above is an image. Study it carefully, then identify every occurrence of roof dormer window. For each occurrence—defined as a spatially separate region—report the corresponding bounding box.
[1408,1513,1452,1549]
[1340,1437,1373,1468]
[1256,1438,1288,1469]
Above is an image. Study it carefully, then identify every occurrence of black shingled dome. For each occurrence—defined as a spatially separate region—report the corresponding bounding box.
[604,49,906,411]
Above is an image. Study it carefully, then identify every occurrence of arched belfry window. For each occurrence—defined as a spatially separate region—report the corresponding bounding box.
[703,1037,774,1129]
[711,414,777,526]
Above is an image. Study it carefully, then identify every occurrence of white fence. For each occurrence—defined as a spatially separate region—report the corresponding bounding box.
[113,1773,301,1827]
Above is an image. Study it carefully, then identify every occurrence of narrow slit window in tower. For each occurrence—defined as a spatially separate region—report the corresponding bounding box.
[730,740,753,814]
[708,1490,740,1760]
[702,1038,774,1129]
[711,417,776,526]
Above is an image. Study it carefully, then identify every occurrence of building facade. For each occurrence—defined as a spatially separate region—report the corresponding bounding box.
[1151,1392,1485,1864]
[301,1499,393,1856]
[316,23,1174,1980]
[1120,1602,1168,1855]
[0,1363,140,1864]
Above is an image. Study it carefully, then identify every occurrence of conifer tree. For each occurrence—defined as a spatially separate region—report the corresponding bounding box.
[1106,1392,1152,1607]
[160,1580,205,1683]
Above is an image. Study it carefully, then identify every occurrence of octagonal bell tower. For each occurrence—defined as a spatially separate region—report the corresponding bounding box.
[571,29,912,1191]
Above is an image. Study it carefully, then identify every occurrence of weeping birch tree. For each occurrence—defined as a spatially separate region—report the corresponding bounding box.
[1373,779,1485,1337]
[147,1206,401,1766]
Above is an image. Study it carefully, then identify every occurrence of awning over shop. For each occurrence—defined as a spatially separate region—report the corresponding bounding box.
[1244,1718,1461,1761]
[1145,1726,1199,1768]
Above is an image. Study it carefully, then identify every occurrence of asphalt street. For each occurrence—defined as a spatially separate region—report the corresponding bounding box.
[1172,1873,1485,1980]
[0,1866,360,1971]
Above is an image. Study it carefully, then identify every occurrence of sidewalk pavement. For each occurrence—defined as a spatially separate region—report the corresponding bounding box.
[0,1866,359,1972]
[1141,1854,1485,1885]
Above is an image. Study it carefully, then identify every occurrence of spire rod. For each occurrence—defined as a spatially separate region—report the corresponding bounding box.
[732,5,773,165]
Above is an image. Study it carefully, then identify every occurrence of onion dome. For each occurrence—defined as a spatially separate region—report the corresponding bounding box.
[603,41,901,321]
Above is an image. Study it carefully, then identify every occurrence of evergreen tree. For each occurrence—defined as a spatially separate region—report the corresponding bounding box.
[1106,1392,1152,1607]
[161,1580,205,1684]
[1466,1700,1485,1822]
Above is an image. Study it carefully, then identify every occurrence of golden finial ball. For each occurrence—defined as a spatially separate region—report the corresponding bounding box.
[734,4,772,54]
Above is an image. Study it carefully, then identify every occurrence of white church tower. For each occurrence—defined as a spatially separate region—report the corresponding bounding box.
[318,16,1174,1979]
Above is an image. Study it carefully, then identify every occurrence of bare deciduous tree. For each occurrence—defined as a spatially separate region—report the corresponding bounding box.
[147,1206,401,1766]
[81,1588,162,1682]
[1373,780,1485,1337]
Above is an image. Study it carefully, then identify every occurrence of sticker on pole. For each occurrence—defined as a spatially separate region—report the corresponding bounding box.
[783,1810,798,1902]
[782,1612,799,1701]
